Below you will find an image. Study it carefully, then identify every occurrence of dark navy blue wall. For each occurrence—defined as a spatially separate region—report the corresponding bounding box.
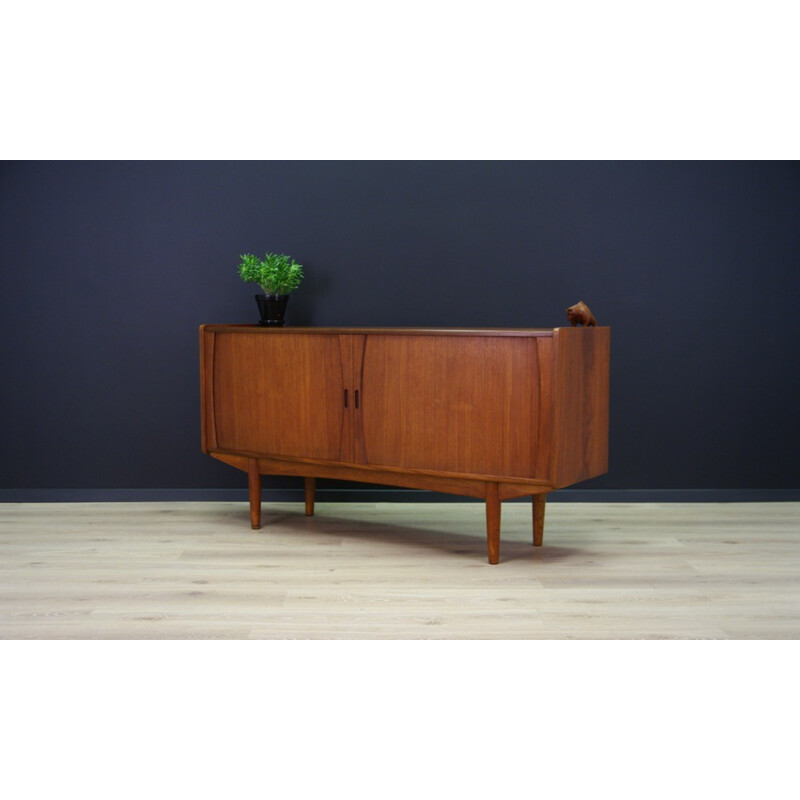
[1,161,798,496]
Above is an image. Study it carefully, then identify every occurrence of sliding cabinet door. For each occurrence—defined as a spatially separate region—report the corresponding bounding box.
[358,334,552,480]
[213,332,349,461]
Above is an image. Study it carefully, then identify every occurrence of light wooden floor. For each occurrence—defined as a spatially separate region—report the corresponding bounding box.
[1,501,798,639]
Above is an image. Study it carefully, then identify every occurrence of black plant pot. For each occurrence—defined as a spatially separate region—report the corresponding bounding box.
[255,294,289,326]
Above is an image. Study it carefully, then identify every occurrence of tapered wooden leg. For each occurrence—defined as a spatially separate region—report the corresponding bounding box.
[485,482,501,564]
[304,477,315,516]
[533,492,547,546]
[248,459,261,530]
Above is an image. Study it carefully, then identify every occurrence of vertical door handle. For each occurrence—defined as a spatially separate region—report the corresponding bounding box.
[355,389,359,409]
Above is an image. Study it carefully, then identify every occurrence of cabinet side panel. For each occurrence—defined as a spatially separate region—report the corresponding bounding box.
[213,332,346,461]
[552,327,610,488]
[199,326,217,453]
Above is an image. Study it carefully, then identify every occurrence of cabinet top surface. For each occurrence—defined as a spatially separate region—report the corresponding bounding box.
[201,325,608,337]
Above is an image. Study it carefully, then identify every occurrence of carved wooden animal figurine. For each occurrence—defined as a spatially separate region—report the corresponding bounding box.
[566,301,597,327]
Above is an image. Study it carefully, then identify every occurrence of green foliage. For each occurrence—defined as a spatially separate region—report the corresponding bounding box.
[237,252,304,295]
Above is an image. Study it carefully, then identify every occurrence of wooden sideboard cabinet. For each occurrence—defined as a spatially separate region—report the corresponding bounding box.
[199,325,610,564]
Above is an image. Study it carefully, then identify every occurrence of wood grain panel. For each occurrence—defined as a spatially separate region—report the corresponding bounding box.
[338,335,354,463]
[359,334,549,479]
[534,336,554,479]
[551,326,610,488]
[352,334,367,464]
[209,447,552,488]
[254,455,488,498]
[213,332,345,461]
[498,483,552,500]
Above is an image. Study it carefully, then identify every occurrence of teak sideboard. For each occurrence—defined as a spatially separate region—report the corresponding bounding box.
[199,325,610,564]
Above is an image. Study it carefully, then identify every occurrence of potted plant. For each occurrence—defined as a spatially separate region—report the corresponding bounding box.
[237,252,305,326]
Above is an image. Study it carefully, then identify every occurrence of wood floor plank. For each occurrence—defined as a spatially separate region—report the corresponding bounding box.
[1,501,798,639]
